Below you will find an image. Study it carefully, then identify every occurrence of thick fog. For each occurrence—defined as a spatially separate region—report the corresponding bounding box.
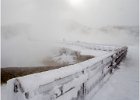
[1,0,139,67]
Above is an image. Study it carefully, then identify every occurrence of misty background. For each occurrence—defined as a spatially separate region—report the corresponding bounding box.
[1,0,139,67]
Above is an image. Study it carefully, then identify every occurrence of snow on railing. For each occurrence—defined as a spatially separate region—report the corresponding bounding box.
[59,41,124,52]
[6,43,128,100]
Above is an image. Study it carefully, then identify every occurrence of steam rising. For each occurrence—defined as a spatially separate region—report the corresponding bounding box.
[1,0,139,67]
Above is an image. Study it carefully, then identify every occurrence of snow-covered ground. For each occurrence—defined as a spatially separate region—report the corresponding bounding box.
[86,45,139,100]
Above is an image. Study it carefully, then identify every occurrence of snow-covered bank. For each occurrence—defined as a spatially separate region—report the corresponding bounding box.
[86,45,139,100]
[1,85,7,100]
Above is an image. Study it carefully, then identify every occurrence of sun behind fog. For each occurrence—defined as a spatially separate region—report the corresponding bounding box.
[67,0,85,7]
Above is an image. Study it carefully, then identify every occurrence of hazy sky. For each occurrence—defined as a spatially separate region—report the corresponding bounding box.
[2,0,139,27]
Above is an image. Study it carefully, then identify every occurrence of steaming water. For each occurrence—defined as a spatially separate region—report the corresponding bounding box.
[1,25,139,67]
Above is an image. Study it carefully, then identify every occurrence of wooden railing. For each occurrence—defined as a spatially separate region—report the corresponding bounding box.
[6,43,128,100]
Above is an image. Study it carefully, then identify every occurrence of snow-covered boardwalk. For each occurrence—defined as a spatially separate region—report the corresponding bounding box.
[4,42,128,100]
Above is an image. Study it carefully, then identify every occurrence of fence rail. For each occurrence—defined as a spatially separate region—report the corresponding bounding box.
[6,42,128,100]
